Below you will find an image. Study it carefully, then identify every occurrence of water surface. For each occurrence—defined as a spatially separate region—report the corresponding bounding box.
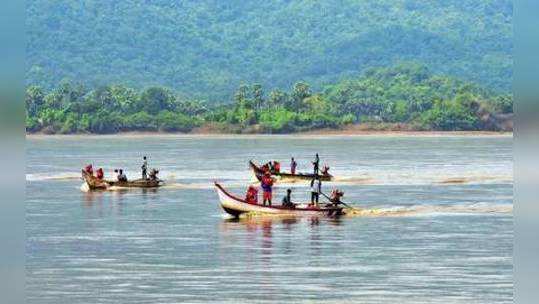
[26,135,513,303]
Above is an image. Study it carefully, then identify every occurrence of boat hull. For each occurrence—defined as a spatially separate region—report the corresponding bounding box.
[249,160,333,182]
[214,183,344,217]
[82,170,163,190]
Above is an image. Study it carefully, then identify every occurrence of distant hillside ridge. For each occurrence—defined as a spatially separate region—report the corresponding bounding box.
[27,0,512,101]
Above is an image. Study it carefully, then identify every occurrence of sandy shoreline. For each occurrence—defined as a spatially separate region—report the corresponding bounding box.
[26,130,512,139]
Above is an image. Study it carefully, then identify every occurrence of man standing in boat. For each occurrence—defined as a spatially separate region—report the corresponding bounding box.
[290,157,297,175]
[310,176,322,206]
[312,153,320,175]
[141,156,148,180]
[261,171,274,206]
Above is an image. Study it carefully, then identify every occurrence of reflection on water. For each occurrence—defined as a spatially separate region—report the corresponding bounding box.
[26,136,513,303]
[220,216,343,235]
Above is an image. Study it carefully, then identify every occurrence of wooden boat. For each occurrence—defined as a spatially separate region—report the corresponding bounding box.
[214,182,344,218]
[249,160,334,182]
[82,169,164,190]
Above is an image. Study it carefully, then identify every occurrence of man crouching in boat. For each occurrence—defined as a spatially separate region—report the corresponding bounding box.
[149,168,160,181]
[115,169,128,182]
[329,189,344,206]
[84,164,94,176]
[245,185,258,204]
[261,171,274,206]
[273,161,281,173]
[96,168,104,180]
[327,189,345,216]
[281,188,295,209]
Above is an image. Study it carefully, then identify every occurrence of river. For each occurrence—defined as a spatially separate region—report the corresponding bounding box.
[26,134,513,303]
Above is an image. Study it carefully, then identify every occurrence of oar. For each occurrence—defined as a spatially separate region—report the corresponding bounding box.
[320,192,355,210]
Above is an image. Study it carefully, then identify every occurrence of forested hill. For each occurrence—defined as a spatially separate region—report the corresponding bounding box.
[27,0,512,101]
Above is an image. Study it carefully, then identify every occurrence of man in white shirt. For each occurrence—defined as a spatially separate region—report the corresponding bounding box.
[310,176,321,206]
[141,156,148,180]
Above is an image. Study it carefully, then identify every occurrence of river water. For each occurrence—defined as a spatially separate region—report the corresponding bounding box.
[26,134,513,303]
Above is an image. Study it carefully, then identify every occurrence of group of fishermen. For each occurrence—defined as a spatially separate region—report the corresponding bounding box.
[246,154,344,209]
[84,156,159,182]
[262,154,330,176]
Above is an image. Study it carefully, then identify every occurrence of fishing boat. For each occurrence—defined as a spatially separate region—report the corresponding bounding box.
[214,182,344,218]
[249,160,334,182]
[82,169,164,190]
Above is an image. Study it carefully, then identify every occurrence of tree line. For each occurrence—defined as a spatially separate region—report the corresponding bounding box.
[26,64,513,134]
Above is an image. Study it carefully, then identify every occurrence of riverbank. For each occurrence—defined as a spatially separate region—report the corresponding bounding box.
[26,129,512,139]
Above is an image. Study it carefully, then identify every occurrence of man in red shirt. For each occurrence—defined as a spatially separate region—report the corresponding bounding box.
[261,171,274,206]
[96,168,104,180]
[274,161,281,173]
[245,185,258,204]
[84,164,94,175]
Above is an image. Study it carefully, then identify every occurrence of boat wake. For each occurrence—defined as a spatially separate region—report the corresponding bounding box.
[437,175,513,185]
[78,183,130,192]
[29,170,512,187]
[333,176,376,184]
[162,182,214,190]
[27,172,81,182]
[346,202,513,217]
[328,173,512,186]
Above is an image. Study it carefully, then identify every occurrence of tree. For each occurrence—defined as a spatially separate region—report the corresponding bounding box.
[92,86,121,112]
[26,86,45,116]
[302,94,329,114]
[259,107,296,133]
[290,82,311,111]
[89,110,121,134]
[234,84,250,109]
[139,87,175,115]
[418,99,479,131]
[123,111,156,131]
[252,83,264,111]
[177,100,207,116]
[267,89,288,109]
[109,85,139,113]
[156,111,198,132]
[493,95,513,113]
[60,113,78,134]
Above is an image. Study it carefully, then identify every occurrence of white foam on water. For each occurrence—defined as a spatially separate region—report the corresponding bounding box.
[163,182,214,190]
[105,185,134,191]
[79,183,90,192]
[350,202,513,217]
[27,167,512,187]
[26,172,81,182]
[162,169,250,181]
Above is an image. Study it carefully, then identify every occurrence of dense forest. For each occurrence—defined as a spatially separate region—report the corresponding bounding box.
[27,0,512,101]
[26,64,513,134]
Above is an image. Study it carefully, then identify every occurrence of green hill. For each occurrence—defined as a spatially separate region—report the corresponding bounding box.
[27,0,512,101]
